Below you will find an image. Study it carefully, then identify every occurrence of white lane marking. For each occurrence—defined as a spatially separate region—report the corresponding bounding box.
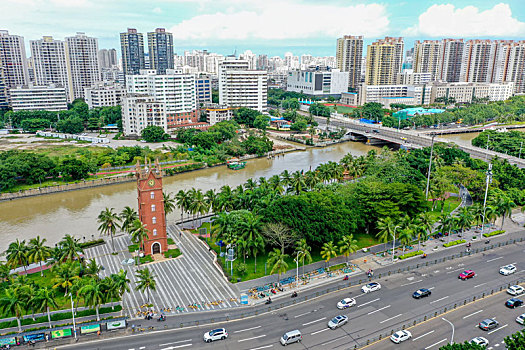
[425,338,447,349]
[474,283,486,288]
[412,330,435,341]
[234,326,261,333]
[140,347,146,350]
[446,268,466,274]
[367,305,390,315]
[488,324,508,334]
[294,311,311,318]
[487,257,504,263]
[463,310,484,319]
[159,340,192,346]
[161,345,192,350]
[430,296,449,304]
[357,298,380,308]
[407,279,423,285]
[303,317,326,326]
[248,346,273,350]
[311,328,330,335]
[238,335,267,342]
[379,313,402,324]
[428,287,435,290]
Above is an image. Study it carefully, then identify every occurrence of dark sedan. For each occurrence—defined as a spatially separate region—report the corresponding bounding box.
[412,288,432,299]
[506,298,524,309]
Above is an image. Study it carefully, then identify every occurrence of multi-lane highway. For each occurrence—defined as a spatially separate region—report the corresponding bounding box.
[60,239,525,350]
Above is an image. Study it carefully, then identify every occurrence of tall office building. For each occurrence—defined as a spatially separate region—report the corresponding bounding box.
[336,35,363,90]
[98,48,118,69]
[30,36,73,101]
[437,39,464,82]
[120,28,145,76]
[413,40,442,79]
[256,54,268,70]
[65,32,100,100]
[0,30,29,88]
[147,28,174,74]
[365,37,404,85]
[460,39,497,83]
[0,65,7,109]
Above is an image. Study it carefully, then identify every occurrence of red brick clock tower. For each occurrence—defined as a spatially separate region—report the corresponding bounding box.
[136,159,168,256]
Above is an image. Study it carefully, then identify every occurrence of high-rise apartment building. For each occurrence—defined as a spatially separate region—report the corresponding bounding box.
[0,65,7,109]
[0,30,29,88]
[336,35,363,90]
[413,40,441,79]
[490,40,525,93]
[98,48,118,69]
[256,54,268,71]
[460,39,497,83]
[65,32,99,100]
[147,28,174,74]
[122,94,166,136]
[30,36,73,101]
[365,37,404,85]
[219,58,268,112]
[120,28,145,76]
[437,39,464,82]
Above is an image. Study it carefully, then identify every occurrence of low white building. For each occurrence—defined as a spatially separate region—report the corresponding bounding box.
[286,68,349,96]
[10,84,67,111]
[396,71,433,85]
[340,92,358,106]
[429,82,515,104]
[84,82,125,109]
[359,84,432,106]
[205,105,237,125]
[122,94,166,136]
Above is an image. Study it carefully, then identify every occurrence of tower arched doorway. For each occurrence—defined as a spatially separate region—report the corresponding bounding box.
[152,242,161,255]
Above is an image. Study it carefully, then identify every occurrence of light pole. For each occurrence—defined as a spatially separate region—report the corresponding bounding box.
[442,317,454,344]
[519,141,523,159]
[70,293,77,340]
[425,133,436,200]
[294,254,299,289]
[481,163,493,235]
[392,226,400,264]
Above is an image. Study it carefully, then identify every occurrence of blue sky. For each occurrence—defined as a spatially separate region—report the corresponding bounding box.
[2,0,525,57]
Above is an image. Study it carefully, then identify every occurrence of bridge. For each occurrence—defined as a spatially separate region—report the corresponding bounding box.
[315,115,525,168]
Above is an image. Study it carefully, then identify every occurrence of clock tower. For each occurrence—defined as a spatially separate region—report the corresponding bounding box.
[135,159,168,256]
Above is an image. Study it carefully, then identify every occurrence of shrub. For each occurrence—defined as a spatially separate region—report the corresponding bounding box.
[139,255,154,264]
[128,244,139,253]
[444,239,466,248]
[164,248,181,259]
[236,263,248,275]
[80,238,105,249]
[167,238,175,245]
[397,250,424,260]
[483,230,505,238]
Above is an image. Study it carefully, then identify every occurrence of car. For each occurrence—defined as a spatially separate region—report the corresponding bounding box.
[516,313,525,325]
[479,318,499,331]
[280,330,302,346]
[390,330,412,343]
[121,258,135,266]
[372,129,380,133]
[362,282,381,293]
[337,298,356,309]
[508,285,525,296]
[459,270,476,280]
[505,298,523,309]
[500,264,517,275]
[328,315,348,329]
[412,288,432,299]
[470,337,489,346]
[203,328,228,343]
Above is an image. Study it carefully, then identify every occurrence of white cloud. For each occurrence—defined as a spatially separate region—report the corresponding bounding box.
[405,3,525,37]
[169,2,389,41]
[152,7,162,14]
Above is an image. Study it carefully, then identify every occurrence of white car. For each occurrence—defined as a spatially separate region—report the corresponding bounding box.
[362,282,381,293]
[328,315,348,329]
[203,328,228,343]
[500,264,517,275]
[337,298,356,309]
[507,285,525,296]
[471,337,489,347]
[517,313,525,325]
[390,330,411,343]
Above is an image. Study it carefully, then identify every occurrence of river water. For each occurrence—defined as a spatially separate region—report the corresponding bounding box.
[0,141,378,252]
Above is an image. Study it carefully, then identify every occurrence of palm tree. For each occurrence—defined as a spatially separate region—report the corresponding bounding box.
[191,189,210,226]
[111,269,131,297]
[84,258,102,279]
[101,276,120,311]
[175,190,189,227]
[267,248,289,284]
[376,217,396,254]
[80,278,106,321]
[59,234,83,262]
[397,227,413,252]
[280,170,292,189]
[205,189,218,213]
[119,206,138,235]
[320,241,337,268]
[0,287,25,332]
[5,239,28,274]
[268,175,284,194]
[187,188,198,228]
[163,192,176,220]
[33,287,58,328]
[97,207,121,252]
[295,239,312,277]
[211,212,234,245]
[250,235,265,273]
[28,236,51,277]
[290,171,306,195]
[135,267,157,303]
[456,207,473,233]
[52,262,81,296]
[130,219,150,257]
[0,261,11,282]
[492,195,516,229]
[437,213,453,243]
[339,235,358,266]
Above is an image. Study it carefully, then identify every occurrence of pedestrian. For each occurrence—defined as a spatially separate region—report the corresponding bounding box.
[97,330,101,337]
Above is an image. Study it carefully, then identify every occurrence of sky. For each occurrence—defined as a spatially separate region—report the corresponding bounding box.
[2,0,525,57]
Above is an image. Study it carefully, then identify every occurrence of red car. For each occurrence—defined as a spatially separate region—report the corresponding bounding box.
[459,270,476,280]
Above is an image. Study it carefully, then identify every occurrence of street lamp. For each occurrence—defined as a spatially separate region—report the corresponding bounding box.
[481,163,493,235]
[425,133,436,200]
[392,226,401,264]
[442,317,454,344]
[70,293,77,340]
[294,254,299,289]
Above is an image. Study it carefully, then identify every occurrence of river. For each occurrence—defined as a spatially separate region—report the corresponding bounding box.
[0,141,377,252]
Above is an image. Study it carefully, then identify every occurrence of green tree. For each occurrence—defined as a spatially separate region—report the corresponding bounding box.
[163,191,176,220]
[376,217,396,255]
[58,234,83,262]
[33,287,58,328]
[111,269,131,297]
[439,341,485,349]
[339,234,358,266]
[28,236,51,277]
[135,267,157,303]
[57,157,95,180]
[5,239,29,274]
[267,248,289,283]
[0,287,26,332]
[141,125,167,142]
[130,219,150,256]
[52,262,81,296]
[97,207,121,252]
[253,114,270,131]
[56,117,84,134]
[295,238,312,277]
[321,241,338,268]
[491,194,516,229]
[119,206,138,234]
[175,189,190,226]
[505,329,525,350]
[80,278,106,321]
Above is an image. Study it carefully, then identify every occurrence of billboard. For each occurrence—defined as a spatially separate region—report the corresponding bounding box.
[80,324,100,334]
[51,328,72,339]
[106,320,126,330]
[0,337,16,346]
[23,333,45,342]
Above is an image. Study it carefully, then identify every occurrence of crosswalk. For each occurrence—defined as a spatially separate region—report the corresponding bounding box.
[83,225,240,318]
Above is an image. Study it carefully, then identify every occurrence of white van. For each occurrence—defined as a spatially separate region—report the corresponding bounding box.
[280,330,302,346]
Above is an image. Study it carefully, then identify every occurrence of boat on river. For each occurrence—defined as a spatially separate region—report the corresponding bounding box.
[226,158,247,170]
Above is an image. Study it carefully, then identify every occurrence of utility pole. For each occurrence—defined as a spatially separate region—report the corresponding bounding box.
[392,226,400,263]
[485,134,490,160]
[425,133,436,200]
[481,163,493,235]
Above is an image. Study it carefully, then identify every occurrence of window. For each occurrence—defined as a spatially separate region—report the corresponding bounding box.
[152,217,156,224]
[150,191,155,199]
[151,204,156,212]
[153,229,157,236]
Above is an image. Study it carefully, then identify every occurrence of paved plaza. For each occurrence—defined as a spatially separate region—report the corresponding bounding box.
[83,224,240,318]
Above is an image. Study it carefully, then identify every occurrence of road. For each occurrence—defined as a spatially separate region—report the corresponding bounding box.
[59,239,525,350]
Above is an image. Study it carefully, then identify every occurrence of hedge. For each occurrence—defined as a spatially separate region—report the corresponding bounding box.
[397,250,424,260]
[167,238,175,245]
[444,239,466,248]
[164,248,181,259]
[80,238,105,249]
[483,230,505,238]
[128,244,139,253]
[139,255,153,264]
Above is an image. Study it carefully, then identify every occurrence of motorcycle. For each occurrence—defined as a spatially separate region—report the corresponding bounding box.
[291,291,298,298]
[343,275,349,281]
[265,298,272,305]
[421,254,427,259]
[158,316,166,322]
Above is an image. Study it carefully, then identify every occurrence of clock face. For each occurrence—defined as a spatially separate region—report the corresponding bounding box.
[148,179,155,187]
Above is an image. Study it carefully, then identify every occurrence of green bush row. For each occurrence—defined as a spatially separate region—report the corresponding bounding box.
[164,248,181,259]
[139,255,153,264]
[167,238,175,245]
[483,230,505,238]
[443,239,466,248]
[164,162,205,176]
[397,250,424,260]
[80,238,105,249]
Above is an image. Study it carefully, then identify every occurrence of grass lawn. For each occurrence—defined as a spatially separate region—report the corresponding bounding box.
[427,196,462,221]
[325,105,358,114]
